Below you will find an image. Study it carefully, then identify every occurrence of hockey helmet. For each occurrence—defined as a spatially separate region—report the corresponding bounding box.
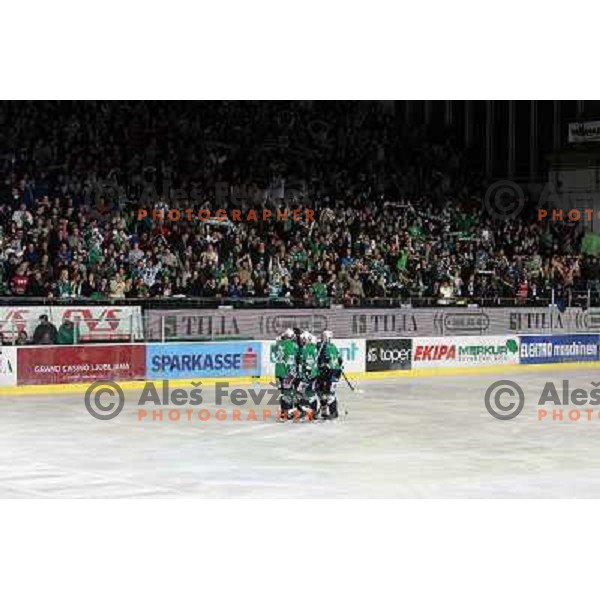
[299,330,312,344]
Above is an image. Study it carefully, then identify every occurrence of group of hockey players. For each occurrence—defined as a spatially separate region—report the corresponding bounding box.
[271,328,344,421]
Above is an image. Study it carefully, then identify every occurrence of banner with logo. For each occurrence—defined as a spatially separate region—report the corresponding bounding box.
[350,308,600,337]
[337,339,365,373]
[146,342,262,379]
[366,339,412,372]
[145,309,333,341]
[413,336,520,369]
[0,346,17,386]
[0,306,143,343]
[17,344,146,385]
[519,334,600,364]
[261,339,366,375]
[147,307,600,341]
[568,121,600,144]
[260,339,365,377]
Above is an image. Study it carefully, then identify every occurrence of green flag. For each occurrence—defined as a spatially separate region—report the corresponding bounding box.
[582,232,600,256]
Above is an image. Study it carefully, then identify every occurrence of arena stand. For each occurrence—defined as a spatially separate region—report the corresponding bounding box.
[1,299,600,390]
[2,101,600,390]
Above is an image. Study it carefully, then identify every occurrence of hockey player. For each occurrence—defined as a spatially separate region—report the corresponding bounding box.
[270,332,285,384]
[316,330,343,419]
[292,327,302,348]
[296,330,319,419]
[272,329,299,419]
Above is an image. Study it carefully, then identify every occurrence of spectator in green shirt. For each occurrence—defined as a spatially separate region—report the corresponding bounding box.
[57,317,75,345]
[311,274,328,307]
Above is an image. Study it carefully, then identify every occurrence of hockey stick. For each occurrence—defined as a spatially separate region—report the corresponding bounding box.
[336,371,350,418]
[341,370,362,394]
[341,370,357,391]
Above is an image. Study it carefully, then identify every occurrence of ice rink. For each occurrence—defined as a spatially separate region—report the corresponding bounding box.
[2,367,600,498]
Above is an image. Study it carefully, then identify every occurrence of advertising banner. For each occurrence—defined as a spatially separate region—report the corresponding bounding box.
[413,336,520,369]
[568,121,600,144]
[366,339,412,372]
[145,309,333,341]
[17,344,146,385]
[338,339,366,373]
[350,307,600,337]
[146,342,262,379]
[0,306,143,343]
[260,339,365,377]
[147,307,600,341]
[0,346,17,387]
[519,334,600,364]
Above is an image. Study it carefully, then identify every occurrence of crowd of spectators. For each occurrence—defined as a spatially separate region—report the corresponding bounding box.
[0,101,593,306]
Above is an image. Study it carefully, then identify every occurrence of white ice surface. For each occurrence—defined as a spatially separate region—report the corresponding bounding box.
[2,369,600,498]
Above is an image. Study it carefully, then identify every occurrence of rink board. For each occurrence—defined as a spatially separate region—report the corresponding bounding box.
[2,359,600,396]
[2,334,600,394]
